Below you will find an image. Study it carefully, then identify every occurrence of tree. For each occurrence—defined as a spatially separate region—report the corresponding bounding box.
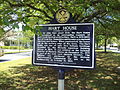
[0,0,120,52]
[19,30,34,48]
[0,0,119,29]
[95,17,120,52]
[95,35,104,49]
[0,28,15,42]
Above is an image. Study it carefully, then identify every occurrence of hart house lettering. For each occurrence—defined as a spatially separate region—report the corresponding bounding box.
[48,26,77,31]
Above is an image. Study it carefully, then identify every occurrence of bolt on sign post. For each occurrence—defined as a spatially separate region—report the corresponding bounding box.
[32,9,95,90]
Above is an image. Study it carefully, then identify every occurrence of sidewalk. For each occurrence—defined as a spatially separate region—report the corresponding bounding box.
[0,51,32,63]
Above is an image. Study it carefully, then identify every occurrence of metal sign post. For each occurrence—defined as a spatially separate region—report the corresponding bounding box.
[58,69,65,90]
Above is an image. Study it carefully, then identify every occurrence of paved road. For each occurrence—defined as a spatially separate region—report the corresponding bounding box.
[0,51,32,63]
[100,47,120,53]
[110,50,120,53]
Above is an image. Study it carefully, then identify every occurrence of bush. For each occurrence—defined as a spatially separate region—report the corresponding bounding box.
[0,46,25,50]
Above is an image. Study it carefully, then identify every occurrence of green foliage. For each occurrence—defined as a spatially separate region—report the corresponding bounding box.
[1,0,120,49]
[0,46,25,50]
[95,35,105,47]
[18,30,34,48]
[3,17,9,26]
[107,37,118,44]
[0,0,119,45]
[13,23,19,29]
[0,28,4,38]
[0,0,119,31]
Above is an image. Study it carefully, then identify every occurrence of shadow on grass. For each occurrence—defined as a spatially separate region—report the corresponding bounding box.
[0,66,58,90]
[0,52,120,90]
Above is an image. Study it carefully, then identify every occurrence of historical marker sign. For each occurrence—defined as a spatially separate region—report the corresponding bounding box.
[32,23,95,69]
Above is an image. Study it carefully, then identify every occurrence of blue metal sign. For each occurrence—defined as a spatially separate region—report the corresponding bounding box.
[32,23,95,69]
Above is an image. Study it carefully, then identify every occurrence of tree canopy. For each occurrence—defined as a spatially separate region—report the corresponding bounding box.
[0,0,120,49]
[0,0,119,31]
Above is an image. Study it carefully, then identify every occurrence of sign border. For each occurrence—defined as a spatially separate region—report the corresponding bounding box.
[32,23,95,69]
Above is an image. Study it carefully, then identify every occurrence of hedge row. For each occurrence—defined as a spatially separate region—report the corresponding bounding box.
[0,46,25,50]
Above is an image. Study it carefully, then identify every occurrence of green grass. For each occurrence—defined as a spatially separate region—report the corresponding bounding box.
[95,49,112,52]
[0,51,120,89]
[0,57,31,71]
[0,46,25,49]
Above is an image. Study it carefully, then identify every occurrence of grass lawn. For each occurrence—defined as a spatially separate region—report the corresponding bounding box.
[95,49,112,52]
[0,51,120,89]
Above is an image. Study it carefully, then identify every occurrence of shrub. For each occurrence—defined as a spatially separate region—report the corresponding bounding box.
[0,46,25,50]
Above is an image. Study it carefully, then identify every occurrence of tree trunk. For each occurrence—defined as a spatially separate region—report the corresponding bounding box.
[104,38,107,53]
